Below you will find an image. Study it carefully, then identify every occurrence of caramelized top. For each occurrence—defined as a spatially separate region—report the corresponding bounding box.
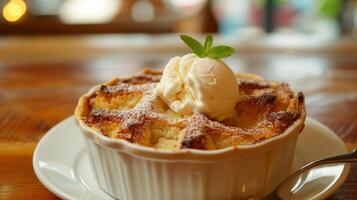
[77,70,306,150]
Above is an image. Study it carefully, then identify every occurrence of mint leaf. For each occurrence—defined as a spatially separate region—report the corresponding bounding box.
[206,46,235,59]
[180,35,204,57]
[179,34,235,59]
[203,35,213,55]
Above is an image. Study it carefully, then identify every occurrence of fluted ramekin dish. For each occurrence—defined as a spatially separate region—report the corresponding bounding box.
[75,82,306,200]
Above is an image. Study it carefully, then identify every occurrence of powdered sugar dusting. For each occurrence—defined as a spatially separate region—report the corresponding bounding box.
[183,112,249,144]
[100,83,157,94]
[91,91,186,130]
[85,72,304,149]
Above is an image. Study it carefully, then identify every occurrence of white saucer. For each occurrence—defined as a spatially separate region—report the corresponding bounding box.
[33,116,350,200]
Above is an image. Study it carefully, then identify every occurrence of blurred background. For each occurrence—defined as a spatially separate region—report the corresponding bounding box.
[0,0,356,38]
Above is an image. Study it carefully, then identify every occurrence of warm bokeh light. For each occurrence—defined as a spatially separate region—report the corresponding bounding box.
[2,0,27,22]
[59,0,121,24]
[166,0,206,16]
[132,0,154,23]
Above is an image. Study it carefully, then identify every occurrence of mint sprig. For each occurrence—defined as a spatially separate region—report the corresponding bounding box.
[180,34,235,59]
[180,35,204,58]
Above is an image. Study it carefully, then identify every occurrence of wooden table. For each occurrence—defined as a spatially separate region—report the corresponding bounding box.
[0,35,356,199]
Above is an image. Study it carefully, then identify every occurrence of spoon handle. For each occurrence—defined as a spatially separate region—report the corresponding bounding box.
[293,149,357,178]
[277,149,357,196]
[255,150,357,200]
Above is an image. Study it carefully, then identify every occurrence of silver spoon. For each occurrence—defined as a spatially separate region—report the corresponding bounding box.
[251,149,357,200]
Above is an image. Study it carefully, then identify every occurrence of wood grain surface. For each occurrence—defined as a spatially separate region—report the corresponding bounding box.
[0,36,356,199]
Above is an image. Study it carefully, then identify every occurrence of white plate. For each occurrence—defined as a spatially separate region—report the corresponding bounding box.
[33,116,350,200]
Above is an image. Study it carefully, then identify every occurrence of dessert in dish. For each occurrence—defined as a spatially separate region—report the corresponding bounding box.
[75,35,306,151]
[77,69,304,150]
[75,35,306,200]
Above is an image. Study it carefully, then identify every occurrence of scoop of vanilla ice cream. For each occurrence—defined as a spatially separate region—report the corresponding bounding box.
[156,53,239,121]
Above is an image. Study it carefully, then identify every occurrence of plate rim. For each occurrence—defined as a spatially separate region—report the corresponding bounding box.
[33,116,77,200]
[33,116,351,200]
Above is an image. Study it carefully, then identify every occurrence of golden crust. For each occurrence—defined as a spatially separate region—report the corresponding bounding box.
[75,69,306,150]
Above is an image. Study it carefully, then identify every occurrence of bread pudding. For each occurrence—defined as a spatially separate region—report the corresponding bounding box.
[75,69,305,150]
[74,35,307,200]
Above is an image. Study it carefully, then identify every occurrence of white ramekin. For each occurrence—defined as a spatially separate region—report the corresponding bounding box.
[75,84,305,200]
